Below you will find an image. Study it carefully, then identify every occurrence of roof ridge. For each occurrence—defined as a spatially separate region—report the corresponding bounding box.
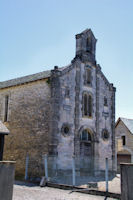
[0,69,51,84]
[120,117,133,120]
[0,70,51,89]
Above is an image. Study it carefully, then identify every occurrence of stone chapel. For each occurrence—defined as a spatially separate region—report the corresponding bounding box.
[0,29,116,177]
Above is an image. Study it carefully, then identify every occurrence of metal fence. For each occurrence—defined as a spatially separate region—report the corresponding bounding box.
[24,154,115,191]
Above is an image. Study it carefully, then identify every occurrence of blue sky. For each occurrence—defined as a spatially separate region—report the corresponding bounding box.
[0,0,133,120]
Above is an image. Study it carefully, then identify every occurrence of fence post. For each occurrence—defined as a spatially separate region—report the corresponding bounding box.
[25,153,29,180]
[72,155,76,186]
[105,157,109,192]
[44,154,48,181]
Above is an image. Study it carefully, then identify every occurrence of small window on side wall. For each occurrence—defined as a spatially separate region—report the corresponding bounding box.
[122,136,126,146]
[4,95,9,122]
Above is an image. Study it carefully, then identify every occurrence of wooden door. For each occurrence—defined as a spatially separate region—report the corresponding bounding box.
[80,141,93,173]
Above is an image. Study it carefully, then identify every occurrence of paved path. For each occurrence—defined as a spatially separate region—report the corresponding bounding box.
[13,185,117,200]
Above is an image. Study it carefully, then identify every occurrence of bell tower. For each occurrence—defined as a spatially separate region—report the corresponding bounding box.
[75,29,97,64]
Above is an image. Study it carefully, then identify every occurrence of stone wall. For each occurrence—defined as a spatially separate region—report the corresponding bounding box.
[0,79,51,178]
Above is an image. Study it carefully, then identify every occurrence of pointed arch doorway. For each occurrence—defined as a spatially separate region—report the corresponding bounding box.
[80,129,94,174]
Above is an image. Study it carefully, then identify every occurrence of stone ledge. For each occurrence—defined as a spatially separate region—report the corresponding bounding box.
[0,161,16,164]
[120,163,133,166]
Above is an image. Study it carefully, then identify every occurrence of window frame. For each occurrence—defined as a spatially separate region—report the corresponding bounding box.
[80,129,92,142]
[82,92,93,118]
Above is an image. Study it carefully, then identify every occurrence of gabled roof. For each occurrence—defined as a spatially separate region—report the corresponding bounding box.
[0,70,51,89]
[116,117,133,134]
[0,121,10,135]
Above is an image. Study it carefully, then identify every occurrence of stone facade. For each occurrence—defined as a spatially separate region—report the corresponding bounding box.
[0,29,116,178]
[49,29,116,173]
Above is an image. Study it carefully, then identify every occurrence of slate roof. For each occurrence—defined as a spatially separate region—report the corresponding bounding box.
[0,64,72,89]
[117,117,133,134]
[0,70,51,89]
[0,121,10,135]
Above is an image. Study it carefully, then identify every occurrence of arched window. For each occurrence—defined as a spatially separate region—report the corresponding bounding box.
[83,93,93,117]
[80,129,92,141]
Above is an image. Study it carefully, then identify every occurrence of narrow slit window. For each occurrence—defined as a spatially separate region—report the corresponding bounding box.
[86,69,91,85]
[88,95,92,117]
[86,37,92,53]
[65,87,70,98]
[84,94,88,116]
[104,97,108,106]
[4,95,9,122]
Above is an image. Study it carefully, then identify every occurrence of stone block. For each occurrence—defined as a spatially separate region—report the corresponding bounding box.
[0,161,15,200]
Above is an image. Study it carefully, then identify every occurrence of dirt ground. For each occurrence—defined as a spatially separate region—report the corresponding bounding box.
[13,185,118,200]
[13,175,120,200]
